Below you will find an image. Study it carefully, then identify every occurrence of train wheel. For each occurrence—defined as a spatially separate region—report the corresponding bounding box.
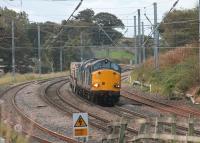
[98,96,103,105]
[75,87,77,94]
[94,95,98,104]
[82,90,85,97]
[107,97,114,107]
[100,96,105,106]
[84,91,88,99]
[80,89,83,97]
[87,93,91,101]
[91,95,94,102]
[78,88,81,96]
[73,86,76,93]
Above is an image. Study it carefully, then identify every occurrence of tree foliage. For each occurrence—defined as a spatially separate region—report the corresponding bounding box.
[94,12,124,27]
[0,7,124,73]
[160,8,198,47]
[92,12,124,45]
[0,7,32,73]
[75,8,94,22]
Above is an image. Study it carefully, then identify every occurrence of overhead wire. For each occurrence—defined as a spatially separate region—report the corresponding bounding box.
[43,0,83,48]
[2,0,20,8]
[143,0,181,46]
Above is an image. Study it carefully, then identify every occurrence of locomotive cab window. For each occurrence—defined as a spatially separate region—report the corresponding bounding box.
[111,63,120,72]
[93,62,102,71]
[101,60,111,69]
[92,60,120,72]
[93,60,110,71]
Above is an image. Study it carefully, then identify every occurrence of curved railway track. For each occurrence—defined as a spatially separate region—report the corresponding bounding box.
[42,79,108,131]
[121,88,200,117]
[1,81,56,143]
[120,70,200,136]
[1,77,78,143]
[58,82,139,135]
[120,69,200,117]
[41,78,139,140]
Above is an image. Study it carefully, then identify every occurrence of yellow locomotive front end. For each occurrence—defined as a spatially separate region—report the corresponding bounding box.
[89,59,121,106]
[91,69,121,92]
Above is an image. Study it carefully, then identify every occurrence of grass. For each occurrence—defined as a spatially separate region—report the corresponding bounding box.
[94,49,134,62]
[0,72,68,86]
[131,47,199,97]
[0,123,28,143]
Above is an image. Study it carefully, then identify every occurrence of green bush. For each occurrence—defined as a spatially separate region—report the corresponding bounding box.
[131,55,198,97]
[0,123,28,143]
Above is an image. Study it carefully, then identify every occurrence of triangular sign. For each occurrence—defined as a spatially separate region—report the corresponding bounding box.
[74,115,87,127]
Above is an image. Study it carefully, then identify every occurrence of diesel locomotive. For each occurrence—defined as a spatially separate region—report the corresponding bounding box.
[69,58,121,106]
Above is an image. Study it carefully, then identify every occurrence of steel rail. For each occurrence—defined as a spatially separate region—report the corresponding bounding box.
[10,78,78,143]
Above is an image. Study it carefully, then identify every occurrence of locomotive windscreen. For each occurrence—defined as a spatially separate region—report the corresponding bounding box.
[92,60,121,72]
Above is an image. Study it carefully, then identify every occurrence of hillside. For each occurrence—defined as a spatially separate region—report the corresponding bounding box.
[94,48,134,64]
[131,46,200,99]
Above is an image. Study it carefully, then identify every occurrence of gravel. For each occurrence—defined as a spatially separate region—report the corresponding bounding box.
[14,83,74,140]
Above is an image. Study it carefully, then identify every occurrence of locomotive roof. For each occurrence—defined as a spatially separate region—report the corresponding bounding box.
[90,58,110,65]
[80,58,97,69]
[81,58,111,69]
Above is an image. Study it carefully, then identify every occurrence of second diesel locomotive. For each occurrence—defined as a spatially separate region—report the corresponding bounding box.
[70,58,121,106]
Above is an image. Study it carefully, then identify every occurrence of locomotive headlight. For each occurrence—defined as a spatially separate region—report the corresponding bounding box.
[93,83,100,88]
[114,84,120,88]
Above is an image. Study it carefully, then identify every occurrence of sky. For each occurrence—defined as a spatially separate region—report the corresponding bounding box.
[0,0,198,37]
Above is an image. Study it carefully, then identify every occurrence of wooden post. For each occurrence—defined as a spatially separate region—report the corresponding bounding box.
[102,123,120,143]
[0,100,4,135]
[144,119,151,134]
[139,123,146,134]
[171,115,176,135]
[119,122,127,143]
[0,100,3,120]
[154,117,158,135]
[144,120,151,143]
[157,115,164,133]
[188,115,194,136]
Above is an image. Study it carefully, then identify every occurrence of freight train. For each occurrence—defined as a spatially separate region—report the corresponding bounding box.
[69,58,121,106]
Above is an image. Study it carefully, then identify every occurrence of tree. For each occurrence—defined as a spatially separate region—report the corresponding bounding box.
[75,8,94,23]
[0,7,125,73]
[160,8,198,47]
[92,12,124,45]
[94,12,124,27]
[0,7,33,73]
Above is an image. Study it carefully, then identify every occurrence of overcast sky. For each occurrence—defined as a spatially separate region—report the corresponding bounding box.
[0,0,198,37]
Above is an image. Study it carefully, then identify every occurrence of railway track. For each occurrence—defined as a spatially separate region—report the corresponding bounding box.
[121,66,200,117]
[64,84,145,136]
[120,72,200,136]
[1,77,78,143]
[121,88,200,117]
[41,78,142,142]
[42,79,108,131]
[1,81,56,143]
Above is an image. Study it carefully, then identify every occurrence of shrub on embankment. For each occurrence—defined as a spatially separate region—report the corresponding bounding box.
[131,47,199,97]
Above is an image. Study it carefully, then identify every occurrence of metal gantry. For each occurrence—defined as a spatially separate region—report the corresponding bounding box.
[12,20,15,82]
[38,25,41,76]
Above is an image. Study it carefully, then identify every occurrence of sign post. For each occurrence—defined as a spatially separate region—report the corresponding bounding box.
[73,113,88,142]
